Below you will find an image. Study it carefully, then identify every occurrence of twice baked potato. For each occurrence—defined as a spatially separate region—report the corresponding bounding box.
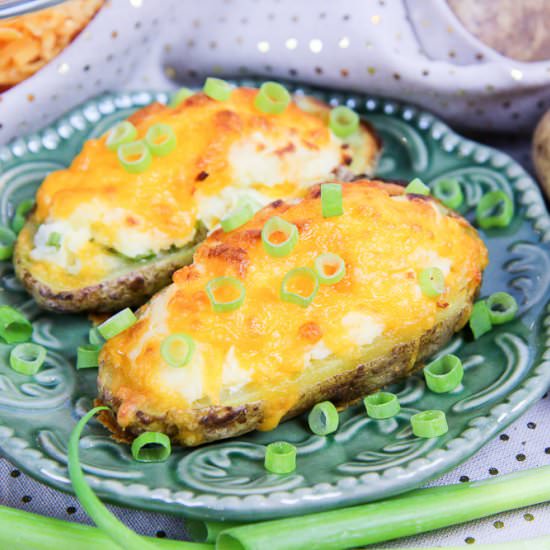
[14,86,380,313]
[97,179,488,446]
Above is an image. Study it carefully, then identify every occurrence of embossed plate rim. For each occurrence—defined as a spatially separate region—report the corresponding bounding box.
[0,81,549,521]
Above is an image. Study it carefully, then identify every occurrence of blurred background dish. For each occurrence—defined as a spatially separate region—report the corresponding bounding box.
[0,0,162,144]
[0,0,103,91]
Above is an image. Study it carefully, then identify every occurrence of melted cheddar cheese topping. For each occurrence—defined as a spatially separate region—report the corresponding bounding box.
[99,181,488,435]
[26,88,379,289]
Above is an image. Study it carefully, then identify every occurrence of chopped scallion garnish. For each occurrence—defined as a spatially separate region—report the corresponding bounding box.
[0,306,33,344]
[475,190,514,229]
[131,432,172,463]
[9,343,46,375]
[88,327,104,346]
[0,226,16,261]
[203,77,232,102]
[424,354,464,393]
[221,201,255,232]
[405,178,430,196]
[206,276,246,313]
[418,267,445,297]
[264,441,297,474]
[261,216,298,257]
[486,292,518,325]
[46,231,62,248]
[169,87,194,108]
[254,82,291,115]
[364,392,400,419]
[160,333,195,367]
[469,300,492,340]
[329,106,359,138]
[411,410,448,438]
[314,253,346,285]
[11,199,34,234]
[76,345,101,370]
[280,267,319,308]
[105,121,138,151]
[432,178,463,210]
[97,308,137,340]
[321,183,343,218]
[117,140,152,174]
[145,123,177,157]
[308,401,339,436]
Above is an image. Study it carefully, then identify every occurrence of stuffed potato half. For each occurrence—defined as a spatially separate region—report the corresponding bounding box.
[97,180,488,446]
[14,87,379,313]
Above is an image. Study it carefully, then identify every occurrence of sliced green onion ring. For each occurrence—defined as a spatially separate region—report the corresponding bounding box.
[264,441,297,474]
[432,178,463,210]
[169,87,194,108]
[308,401,339,436]
[46,231,62,248]
[469,300,492,339]
[0,226,16,260]
[117,140,152,174]
[261,216,298,257]
[424,354,464,393]
[0,305,33,343]
[329,106,359,138]
[131,432,172,463]
[314,253,346,285]
[88,327,105,346]
[255,82,291,115]
[97,308,137,340]
[364,392,401,419]
[419,267,445,297]
[206,276,246,313]
[76,345,101,370]
[68,406,156,549]
[486,292,518,325]
[161,333,195,367]
[145,123,177,157]
[475,190,514,229]
[221,201,255,232]
[405,178,430,196]
[411,410,448,438]
[10,343,46,375]
[105,121,137,151]
[321,183,343,218]
[203,77,232,101]
[280,267,319,308]
[11,198,34,234]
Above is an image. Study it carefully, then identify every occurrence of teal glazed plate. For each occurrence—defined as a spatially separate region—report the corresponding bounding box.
[0,81,549,522]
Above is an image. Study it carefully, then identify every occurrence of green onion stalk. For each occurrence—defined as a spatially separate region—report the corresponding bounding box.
[0,504,212,550]
[216,466,550,550]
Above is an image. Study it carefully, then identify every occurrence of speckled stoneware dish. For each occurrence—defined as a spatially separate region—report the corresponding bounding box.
[0,81,549,522]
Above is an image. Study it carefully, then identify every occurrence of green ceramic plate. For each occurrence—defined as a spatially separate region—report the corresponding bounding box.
[0,81,549,522]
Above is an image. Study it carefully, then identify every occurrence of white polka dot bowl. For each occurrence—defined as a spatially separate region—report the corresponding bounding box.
[0,0,163,145]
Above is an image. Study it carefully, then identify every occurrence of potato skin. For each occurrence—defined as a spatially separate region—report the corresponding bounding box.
[13,217,206,313]
[97,302,471,446]
[96,179,487,446]
[533,109,550,201]
[14,91,380,314]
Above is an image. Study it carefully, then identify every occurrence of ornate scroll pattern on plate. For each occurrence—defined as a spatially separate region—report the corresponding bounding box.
[0,349,75,410]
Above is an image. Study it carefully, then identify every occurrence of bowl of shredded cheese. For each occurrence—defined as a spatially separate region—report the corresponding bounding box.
[0,0,163,145]
[0,0,104,91]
